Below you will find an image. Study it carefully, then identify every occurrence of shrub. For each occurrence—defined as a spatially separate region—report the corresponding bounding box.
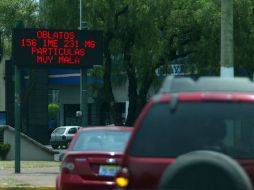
[0,143,11,160]
[48,103,60,120]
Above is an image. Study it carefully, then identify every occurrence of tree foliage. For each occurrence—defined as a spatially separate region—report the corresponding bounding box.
[234,0,254,76]
[38,0,254,125]
[39,0,79,29]
[0,0,39,54]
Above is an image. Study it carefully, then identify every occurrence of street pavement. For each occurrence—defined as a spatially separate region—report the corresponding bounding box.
[0,167,59,190]
[0,146,66,190]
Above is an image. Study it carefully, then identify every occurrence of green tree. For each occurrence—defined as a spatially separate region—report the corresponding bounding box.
[161,0,221,76]
[113,0,166,125]
[84,0,130,125]
[39,0,79,29]
[0,0,39,55]
[0,0,41,135]
[233,0,254,77]
[42,0,128,125]
[39,0,254,125]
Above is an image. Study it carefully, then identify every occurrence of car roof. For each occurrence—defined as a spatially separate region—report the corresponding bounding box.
[159,76,254,94]
[57,126,80,129]
[78,126,133,132]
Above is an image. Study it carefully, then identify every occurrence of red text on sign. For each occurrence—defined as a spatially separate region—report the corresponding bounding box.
[84,40,96,48]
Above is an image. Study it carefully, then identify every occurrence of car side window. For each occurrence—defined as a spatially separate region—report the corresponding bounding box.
[68,128,77,134]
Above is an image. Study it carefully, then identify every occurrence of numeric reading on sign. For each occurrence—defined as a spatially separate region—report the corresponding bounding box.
[21,39,37,47]
[64,40,79,48]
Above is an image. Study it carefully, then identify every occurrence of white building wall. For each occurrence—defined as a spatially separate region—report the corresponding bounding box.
[1,126,56,161]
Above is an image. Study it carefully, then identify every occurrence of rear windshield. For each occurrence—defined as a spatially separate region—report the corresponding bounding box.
[130,102,254,159]
[72,130,131,152]
[52,127,66,134]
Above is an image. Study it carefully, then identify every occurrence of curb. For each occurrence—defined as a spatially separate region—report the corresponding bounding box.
[0,187,55,190]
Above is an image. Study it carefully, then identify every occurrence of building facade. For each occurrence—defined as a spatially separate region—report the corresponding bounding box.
[3,58,129,144]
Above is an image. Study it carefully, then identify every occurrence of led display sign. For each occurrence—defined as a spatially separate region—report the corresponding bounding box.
[12,28,103,68]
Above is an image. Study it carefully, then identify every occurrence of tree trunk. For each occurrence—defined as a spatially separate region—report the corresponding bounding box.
[124,51,138,126]
[137,70,154,115]
[102,32,123,125]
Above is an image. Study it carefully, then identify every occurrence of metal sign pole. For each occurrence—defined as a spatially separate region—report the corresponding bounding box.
[80,69,88,127]
[14,65,21,173]
[14,20,24,174]
[80,0,88,127]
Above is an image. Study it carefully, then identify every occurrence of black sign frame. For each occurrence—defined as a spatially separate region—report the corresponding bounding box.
[12,28,103,68]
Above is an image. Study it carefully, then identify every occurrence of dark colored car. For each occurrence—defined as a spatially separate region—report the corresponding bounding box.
[56,126,132,190]
[115,76,254,190]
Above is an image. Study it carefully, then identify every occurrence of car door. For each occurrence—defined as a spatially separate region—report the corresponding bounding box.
[67,127,78,141]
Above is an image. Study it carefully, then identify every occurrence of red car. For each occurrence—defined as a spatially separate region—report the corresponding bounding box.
[115,76,254,190]
[56,126,132,190]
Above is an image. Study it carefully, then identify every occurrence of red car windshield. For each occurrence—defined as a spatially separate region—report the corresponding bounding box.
[71,130,131,152]
[130,102,254,159]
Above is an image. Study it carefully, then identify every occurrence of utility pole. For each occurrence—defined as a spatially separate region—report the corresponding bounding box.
[14,66,21,173]
[220,0,234,77]
[14,20,24,173]
[80,0,88,127]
